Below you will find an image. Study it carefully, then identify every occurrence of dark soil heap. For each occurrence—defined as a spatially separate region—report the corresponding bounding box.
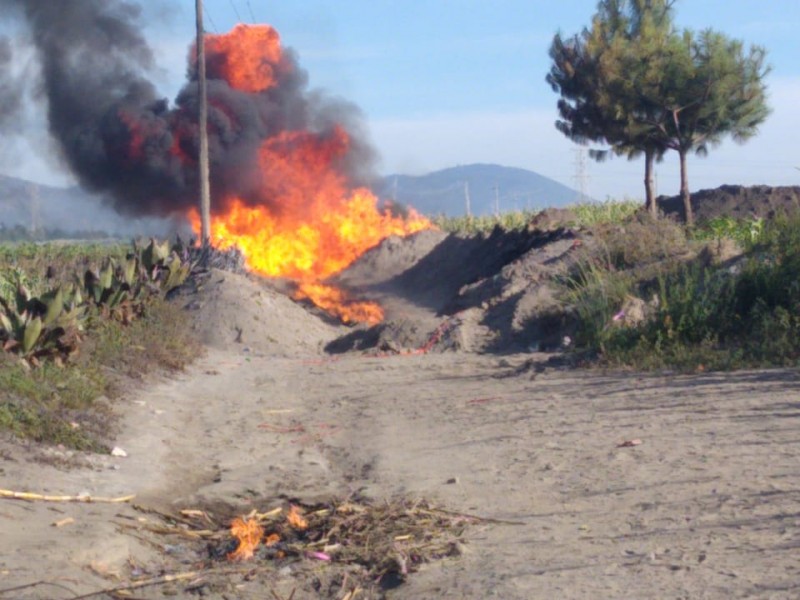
[658,185,800,223]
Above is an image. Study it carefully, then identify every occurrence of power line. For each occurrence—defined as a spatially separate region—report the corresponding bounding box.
[246,0,257,23]
[228,0,243,23]
[203,5,219,33]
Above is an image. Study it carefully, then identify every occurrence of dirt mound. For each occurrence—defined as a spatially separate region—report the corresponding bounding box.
[658,184,800,223]
[333,229,448,288]
[180,268,344,357]
[328,227,582,354]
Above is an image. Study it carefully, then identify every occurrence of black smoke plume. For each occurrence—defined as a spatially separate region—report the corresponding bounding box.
[4,0,377,217]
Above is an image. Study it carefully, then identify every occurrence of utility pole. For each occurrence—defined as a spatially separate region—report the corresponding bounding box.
[463,180,471,217]
[27,183,40,235]
[196,0,212,247]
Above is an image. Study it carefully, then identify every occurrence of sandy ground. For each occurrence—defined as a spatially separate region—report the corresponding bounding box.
[2,342,800,599]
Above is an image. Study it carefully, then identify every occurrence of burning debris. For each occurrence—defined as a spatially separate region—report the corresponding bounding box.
[207,498,469,580]
[115,497,487,596]
[5,2,431,324]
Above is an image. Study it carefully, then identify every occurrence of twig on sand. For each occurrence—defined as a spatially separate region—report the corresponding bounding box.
[416,506,526,526]
[0,580,77,597]
[69,567,256,600]
[258,423,306,434]
[0,489,135,503]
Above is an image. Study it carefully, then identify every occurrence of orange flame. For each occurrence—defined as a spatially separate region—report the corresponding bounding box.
[187,26,431,324]
[286,505,308,530]
[228,517,264,561]
[205,24,283,93]
[296,282,384,325]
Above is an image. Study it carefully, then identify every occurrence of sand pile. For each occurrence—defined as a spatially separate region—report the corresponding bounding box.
[327,226,582,354]
[181,268,344,357]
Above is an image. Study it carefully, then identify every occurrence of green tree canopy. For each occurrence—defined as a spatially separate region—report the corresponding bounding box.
[648,29,771,224]
[547,0,676,215]
[547,1,771,225]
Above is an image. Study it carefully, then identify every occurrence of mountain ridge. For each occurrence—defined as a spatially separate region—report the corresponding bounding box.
[375,163,583,217]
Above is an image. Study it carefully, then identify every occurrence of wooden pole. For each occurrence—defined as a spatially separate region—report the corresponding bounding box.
[196,0,212,247]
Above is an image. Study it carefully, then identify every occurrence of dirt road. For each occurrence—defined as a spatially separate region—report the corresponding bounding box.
[2,344,799,599]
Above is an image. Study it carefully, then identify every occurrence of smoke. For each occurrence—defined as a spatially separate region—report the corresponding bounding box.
[3,0,378,217]
[0,36,24,133]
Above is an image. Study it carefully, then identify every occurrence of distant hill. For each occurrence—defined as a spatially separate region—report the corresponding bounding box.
[375,164,584,217]
[0,174,175,238]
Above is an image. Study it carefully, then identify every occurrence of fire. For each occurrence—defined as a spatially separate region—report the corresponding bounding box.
[297,282,384,325]
[286,504,309,530]
[226,506,308,562]
[189,25,431,324]
[228,517,264,561]
[205,24,283,93]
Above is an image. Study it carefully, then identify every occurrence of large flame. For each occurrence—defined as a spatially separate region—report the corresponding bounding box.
[205,24,282,93]
[188,25,430,323]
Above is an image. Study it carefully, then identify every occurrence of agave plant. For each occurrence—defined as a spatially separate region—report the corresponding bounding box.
[83,239,194,323]
[0,283,85,364]
[135,238,194,293]
[0,237,196,365]
[83,257,146,324]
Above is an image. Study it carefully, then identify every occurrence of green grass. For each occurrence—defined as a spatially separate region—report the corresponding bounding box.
[570,198,641,227]
[691,215,765,248]
[0,353,108,451]
[431,210,539,234]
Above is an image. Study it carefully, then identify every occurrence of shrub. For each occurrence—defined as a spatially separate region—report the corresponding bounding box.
[570,214,800,370]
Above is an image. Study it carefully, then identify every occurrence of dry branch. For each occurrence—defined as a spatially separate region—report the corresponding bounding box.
[0,489,135,503]
[70,567,255,600]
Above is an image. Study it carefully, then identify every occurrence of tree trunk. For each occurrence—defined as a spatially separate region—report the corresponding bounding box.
[679,149,693,226]
[644,148,657,217]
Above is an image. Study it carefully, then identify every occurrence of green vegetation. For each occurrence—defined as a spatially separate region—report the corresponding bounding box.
[691,214,764,247]
[0,239,198,451]
[563,214,800,370]
[432,210,539,234]
[547,0,770,224]
[569,199,641,227]
[432,199,640,234]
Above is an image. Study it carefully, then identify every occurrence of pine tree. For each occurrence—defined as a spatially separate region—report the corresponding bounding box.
[646,29,771,225]
[547,2,771,225]
[547,0,675,215]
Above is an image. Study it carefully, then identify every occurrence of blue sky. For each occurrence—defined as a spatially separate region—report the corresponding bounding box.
[8,1,800,204]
